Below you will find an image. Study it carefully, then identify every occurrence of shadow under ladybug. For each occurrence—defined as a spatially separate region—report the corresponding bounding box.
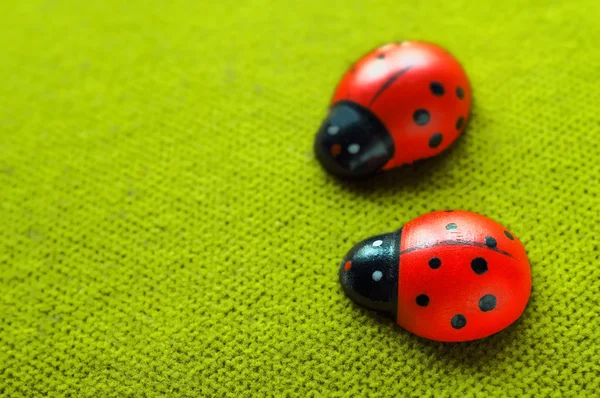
[344,295,532,367]
[328,127,469,195]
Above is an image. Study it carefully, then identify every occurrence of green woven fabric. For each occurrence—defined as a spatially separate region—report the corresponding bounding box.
[1,0,599,396]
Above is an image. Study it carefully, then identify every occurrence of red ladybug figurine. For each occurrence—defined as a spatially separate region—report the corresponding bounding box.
[314,41,472,178]
[339,210,531,342]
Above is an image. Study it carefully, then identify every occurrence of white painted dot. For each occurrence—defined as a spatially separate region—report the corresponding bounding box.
[348,144,360,154]
[327,125,339,135]
[372,271,383,282]
[372,240,383,247]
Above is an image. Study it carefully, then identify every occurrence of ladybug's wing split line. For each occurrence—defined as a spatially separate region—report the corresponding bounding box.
[368,66,412,107]
[400,240,515,259]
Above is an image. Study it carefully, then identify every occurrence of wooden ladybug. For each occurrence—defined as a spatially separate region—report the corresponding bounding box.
[314,41,471,178]
[339,210,531,342]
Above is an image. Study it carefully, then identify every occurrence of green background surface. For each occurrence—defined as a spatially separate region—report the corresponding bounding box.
[1,0,599,396]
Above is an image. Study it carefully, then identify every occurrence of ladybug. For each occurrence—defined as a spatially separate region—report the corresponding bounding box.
[339,210,531,342]
[314,41,472,178]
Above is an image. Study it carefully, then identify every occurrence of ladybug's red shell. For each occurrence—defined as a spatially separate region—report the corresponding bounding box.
[339,210,531,343]
[397,211,531,342]
[328,41,471,171]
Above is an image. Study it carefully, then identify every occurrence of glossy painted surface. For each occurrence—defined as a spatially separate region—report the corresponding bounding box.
[314,102,394,178]
[315,41,472,178]
[339,210,532,342]
[397,211,531,342]
[339,230,400,315]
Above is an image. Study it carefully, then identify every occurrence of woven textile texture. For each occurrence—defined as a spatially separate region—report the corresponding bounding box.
[1,0,599,396]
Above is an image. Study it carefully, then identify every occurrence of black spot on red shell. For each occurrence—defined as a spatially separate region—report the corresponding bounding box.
[413,109,430,126]
[456,116,464,130]
[416,294,430,307]
[430,82,445,96]
[428,133,443,148]
[428,257,441,269]
[451,314,467,329]
[446,223,457,230]
[479,294,496,312]
[471,257,488,274]
[485,236,497,248]
[456,87,465,99]
[504,230,514,240]
[377,54,385,59]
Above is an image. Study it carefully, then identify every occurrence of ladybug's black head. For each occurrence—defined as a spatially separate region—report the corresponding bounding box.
[339,230,400,317]
[314,101,394,179]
